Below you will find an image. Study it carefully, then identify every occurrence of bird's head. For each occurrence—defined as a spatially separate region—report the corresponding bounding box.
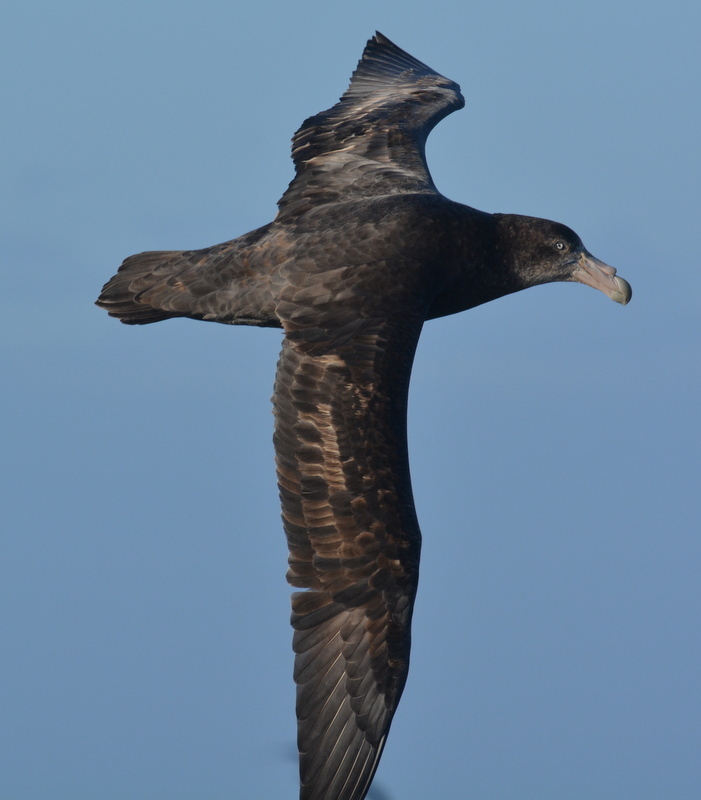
[494,213,632,305]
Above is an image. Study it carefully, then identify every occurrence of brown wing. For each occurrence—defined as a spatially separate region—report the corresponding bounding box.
[276,32,464,220]
[273,316,424,800]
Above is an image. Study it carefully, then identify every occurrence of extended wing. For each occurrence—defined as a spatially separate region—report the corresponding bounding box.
[276,32,464,219]
[273,315,424,800]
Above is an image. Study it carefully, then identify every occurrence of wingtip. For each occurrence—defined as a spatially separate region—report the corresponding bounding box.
[347,32,460,102]
[364,31,414,64]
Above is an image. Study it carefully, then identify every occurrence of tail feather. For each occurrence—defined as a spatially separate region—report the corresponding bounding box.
[96,250,187,325]
[97,225,281,328]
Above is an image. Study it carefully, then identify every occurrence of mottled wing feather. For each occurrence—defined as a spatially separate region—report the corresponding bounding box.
[277,32,464,218]
[273,318,423,800]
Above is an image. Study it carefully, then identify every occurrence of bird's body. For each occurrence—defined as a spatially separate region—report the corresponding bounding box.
[97,33,630,800]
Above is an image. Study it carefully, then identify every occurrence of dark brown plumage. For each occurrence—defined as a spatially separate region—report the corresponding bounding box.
[96,32,631,800]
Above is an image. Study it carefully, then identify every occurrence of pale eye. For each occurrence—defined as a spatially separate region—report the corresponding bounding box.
[555,241,566,251]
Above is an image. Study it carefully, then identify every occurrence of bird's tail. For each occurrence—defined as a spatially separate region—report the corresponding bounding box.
[95,250,187,325]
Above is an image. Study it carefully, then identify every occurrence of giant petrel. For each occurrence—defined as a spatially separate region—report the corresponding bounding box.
[97,32,631,800]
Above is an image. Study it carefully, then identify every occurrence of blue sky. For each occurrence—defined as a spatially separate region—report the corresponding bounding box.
[2,1,700,798]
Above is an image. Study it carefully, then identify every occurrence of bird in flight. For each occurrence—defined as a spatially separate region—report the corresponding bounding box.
[97,32,631,800]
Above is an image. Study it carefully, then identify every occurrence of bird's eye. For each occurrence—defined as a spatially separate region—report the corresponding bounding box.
[555,241,566,251]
